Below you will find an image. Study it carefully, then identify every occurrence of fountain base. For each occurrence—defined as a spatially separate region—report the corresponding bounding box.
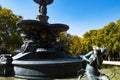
[13,59,81,79]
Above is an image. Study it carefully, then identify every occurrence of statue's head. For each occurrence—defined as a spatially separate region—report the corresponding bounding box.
[92,46,101,54]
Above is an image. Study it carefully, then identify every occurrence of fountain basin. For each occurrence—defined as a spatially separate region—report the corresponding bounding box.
[13,58,82,79]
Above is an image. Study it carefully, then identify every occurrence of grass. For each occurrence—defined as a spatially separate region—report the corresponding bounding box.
[100,65,120,80]
[0,65,120,80]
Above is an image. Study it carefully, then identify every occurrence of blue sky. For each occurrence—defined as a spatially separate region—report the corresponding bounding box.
[1,0,120,37]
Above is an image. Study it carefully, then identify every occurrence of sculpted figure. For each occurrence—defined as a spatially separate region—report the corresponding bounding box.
[81,46,107,80]
[39,0,47,16]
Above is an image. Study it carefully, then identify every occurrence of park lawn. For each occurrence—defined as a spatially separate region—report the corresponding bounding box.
[100,65,120,80]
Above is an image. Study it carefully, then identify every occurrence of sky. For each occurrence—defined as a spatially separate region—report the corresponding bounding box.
[1,0,120,37]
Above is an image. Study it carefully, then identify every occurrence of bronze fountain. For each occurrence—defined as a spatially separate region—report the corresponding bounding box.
[0,0,82,79]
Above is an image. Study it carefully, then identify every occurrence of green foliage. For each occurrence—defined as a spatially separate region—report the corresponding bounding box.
[82,20,120,60]
[0,6,22,54]
[58,19,120,60]
[0,5,2,10]
[57,32,82,56]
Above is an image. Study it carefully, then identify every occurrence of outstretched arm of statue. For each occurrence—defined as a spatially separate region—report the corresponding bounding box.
[82,51,93,63]
[100,47,107,55]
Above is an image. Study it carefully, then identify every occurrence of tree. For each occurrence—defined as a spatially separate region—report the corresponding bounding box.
[82,21,120,60]
[0,5,2,10]
[57,32,83,56]
[0,6,22,54]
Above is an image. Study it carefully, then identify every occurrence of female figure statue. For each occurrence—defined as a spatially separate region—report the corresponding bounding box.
[82,46,107,80]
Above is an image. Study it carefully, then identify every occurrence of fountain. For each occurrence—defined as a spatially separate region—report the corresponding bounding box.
[0,0,82,79]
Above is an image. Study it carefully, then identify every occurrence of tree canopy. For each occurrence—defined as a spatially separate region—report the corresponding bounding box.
[81,21,120,60]
[58,20,120,60]
[0,6,22,54]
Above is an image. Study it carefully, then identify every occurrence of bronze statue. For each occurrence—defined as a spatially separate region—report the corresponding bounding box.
[39,0,47,16]
[78,46,110,80]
